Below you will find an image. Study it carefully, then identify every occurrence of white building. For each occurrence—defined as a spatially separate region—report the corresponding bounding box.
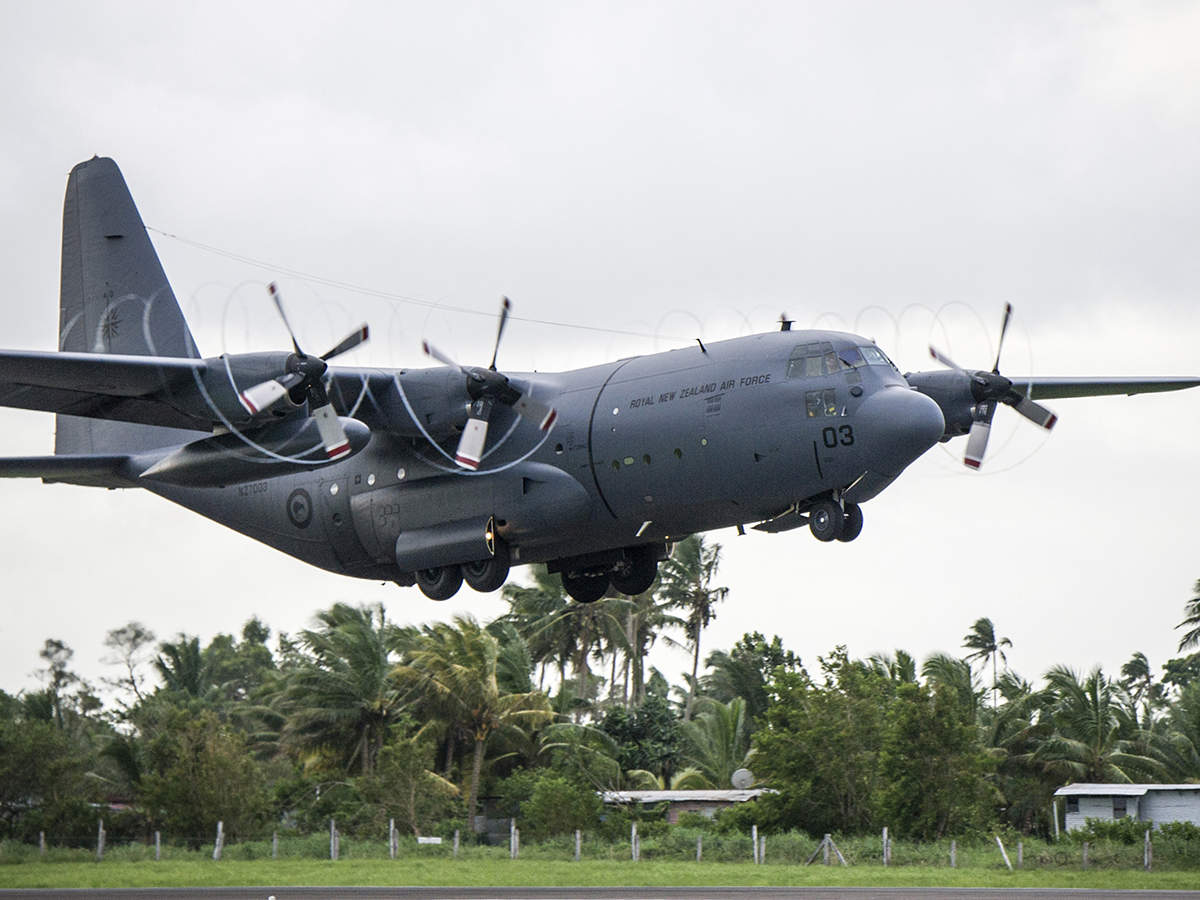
[1054,783,1200,831]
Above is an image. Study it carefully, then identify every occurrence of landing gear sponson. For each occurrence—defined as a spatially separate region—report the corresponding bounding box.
[401,540,668,603]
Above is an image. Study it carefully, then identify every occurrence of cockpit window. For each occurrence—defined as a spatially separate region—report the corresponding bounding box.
[859,345,896,369]
[787,342,855,379]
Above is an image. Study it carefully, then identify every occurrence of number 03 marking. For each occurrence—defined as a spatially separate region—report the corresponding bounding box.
[822,425,855,448]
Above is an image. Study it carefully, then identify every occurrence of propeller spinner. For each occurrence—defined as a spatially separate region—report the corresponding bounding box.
[237,283,369,460]
[929,303,1057,469]
[423,297,557,471]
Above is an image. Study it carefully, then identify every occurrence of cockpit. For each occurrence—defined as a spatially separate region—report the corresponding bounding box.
[785,340,899,379]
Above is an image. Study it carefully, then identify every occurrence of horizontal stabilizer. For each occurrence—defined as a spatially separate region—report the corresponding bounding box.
[0,454,134,487]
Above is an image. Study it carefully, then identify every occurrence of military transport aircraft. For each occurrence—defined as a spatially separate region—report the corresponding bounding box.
[1,157,1198,602]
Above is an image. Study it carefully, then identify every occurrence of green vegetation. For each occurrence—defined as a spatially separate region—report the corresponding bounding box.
[3,542,1200,886]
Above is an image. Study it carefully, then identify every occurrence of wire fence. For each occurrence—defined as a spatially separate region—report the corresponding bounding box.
[3,823,1200,870]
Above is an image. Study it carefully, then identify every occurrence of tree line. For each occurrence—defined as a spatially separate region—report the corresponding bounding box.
[3,538,1199,847]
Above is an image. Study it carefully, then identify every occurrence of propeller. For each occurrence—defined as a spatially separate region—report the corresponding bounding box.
[929,303,1057,470]
[237,283,370,460]
[422,297,557,470]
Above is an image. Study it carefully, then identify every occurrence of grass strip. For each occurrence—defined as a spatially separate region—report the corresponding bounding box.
[2,859,1200,891]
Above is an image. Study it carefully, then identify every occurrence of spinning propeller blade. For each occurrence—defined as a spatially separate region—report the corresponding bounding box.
[422,298,557,470]
[929,304,1057,469]
[237,284,369,460]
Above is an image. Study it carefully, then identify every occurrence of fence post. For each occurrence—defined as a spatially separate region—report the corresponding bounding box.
[514,826,520,859]
[388,819,396,860]
[759,835,766,865]
[697,834,702,862]
[96,819,105,861]
[510,819,516,860]
[1017,840,1023,869]
[330,818,338,861]
[271,831,278,859]
[213,821,224,861]
[1144,829,1152,870]
[882,826,888,866]
[1081,841,1089,869]
[950,839,956,868]
[155,831,161,862]
[752,824,759,864]
[38,832,45,857]
[1052,799,1060,842]
[995,835,1012,871]
[574,829,581,862]
[823,834,831,866]
[453,829,460,858]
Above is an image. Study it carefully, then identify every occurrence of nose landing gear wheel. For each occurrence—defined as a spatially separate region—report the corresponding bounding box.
[837,502,864,543]
[562,569,610,603]
[610,545,659,596]
[808,499,845,542]
[462,540,512,593]
[416,565,464,600]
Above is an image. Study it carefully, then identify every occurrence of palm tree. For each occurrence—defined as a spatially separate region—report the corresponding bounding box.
[1034,665,1163,783]
[395,615,553,832]
[922,652,985,723]
[623,592,684,707]
[702,632,800,726]
[154,635,211,699]
[502,568,626,719]
[657,535,729,720]
[281,602,407,775]
[678,696,754,788]
[962,618,1012,710]
[1176,580,1200,651]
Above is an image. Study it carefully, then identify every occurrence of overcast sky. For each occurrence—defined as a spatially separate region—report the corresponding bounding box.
[2,1,1198,699]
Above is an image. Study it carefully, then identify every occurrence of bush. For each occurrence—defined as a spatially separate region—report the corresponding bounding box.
[1069,817,1149,845]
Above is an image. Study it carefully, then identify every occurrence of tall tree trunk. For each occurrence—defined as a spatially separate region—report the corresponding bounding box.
[443,732,455,777]
[362,725,372,774]
[468,735,486,833]
[684,629,702,721]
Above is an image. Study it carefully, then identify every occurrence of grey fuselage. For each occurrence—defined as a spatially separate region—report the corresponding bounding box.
[149,328,945,581]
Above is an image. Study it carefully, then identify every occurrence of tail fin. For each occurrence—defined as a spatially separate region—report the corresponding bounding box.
[56,157,203,455]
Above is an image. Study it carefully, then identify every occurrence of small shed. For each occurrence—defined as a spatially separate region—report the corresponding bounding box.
[1054,783,1200,831]
[600,789,769,824]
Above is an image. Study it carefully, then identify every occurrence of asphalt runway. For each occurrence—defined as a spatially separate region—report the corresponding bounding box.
[3,889,1200,900]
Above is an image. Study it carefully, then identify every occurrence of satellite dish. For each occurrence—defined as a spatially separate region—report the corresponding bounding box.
[731,768,754,789]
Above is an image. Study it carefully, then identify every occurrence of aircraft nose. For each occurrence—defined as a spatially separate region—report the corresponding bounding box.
[855,386,945,474]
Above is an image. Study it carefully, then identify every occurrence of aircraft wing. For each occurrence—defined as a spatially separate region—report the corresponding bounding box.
[1010,376,1200,400]
[0,349,212,431]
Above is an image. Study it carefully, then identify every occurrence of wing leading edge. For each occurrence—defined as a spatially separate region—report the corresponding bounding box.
[1012,376,1200,400]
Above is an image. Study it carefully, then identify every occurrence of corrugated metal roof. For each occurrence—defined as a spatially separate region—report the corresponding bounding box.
[1054,783,1200,797]
[600,789,769,803]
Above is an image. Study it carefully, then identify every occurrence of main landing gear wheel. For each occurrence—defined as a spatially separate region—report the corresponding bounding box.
[808,499,845,542]
[837,502,863,543]
[610,545,659,596]
[462,540,512,593]
[562,569,610,603]
[416,565,463,601]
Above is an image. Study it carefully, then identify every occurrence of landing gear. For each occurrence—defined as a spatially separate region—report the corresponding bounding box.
[561,569,610,603]
[462,540,511,593]
[416,565,463,601]
[808,499,844,542]
[838,502,863,543]
[610,545,659,596]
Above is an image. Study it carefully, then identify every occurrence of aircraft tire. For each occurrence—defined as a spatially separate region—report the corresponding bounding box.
[610,545,658,596]
[562,570,610,603]
[837,503,864,542]
[462,540,512,593]
[416,565,464,601]
[808,499,845,542]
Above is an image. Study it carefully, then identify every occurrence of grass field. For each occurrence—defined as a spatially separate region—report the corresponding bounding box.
[2,858,1200,891]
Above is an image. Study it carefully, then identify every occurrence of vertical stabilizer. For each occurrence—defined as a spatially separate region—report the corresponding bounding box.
[56,157,203,454]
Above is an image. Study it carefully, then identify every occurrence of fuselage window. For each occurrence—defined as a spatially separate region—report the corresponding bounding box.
[805,389,838,417]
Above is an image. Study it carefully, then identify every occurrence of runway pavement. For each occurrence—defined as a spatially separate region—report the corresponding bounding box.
[3,888,1200,900]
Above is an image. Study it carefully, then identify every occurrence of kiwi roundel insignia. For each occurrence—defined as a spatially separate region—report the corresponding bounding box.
[286,488,313,529]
